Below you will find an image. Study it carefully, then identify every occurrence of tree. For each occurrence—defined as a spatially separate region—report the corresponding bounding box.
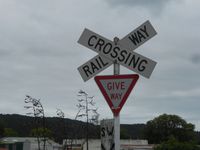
[24,95,46,150]
[30,127,52,139]
[76,90,99,150]
[4,128,18,137]
[56,109,68,150]
[144,114,196,144]
[0,121,4,138]
[154,136,200,150]
[120,127,129,139]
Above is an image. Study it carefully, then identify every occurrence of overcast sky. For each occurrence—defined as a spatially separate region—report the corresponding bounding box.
[0,0,200,130]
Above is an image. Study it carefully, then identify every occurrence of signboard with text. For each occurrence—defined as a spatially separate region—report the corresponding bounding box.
[77,20,157,81]
[101,119,114,150]
[95,74,139,116]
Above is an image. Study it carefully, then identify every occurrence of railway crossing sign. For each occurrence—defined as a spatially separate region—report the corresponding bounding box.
[78,20,157,81]
[77,20,158,150]
[95,74,139,116]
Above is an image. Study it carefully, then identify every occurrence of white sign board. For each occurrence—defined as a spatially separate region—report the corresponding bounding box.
[101,119,114,150]
[78,55,113,82]
[78,20,157,81]
[78,28,157,78]
[119,20,157,51]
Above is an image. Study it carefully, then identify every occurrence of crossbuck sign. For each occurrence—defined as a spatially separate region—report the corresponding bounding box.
[78,20,157,81]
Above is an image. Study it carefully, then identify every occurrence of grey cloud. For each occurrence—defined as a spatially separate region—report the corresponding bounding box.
[190,54,200,64]
[0,49,13,57]
[104,0,177,14]
[1,0,200,130]
[105,0,173,6]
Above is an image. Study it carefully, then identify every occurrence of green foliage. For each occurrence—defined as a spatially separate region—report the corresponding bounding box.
[3,113,199,143]
[154,137,200,150]
[4,128,18,137]
[30,127,52,138]
[121,124,145,139]
[144,114,196,144]
[195,131,200,144]
[0,121,4,138]
[0,114,101,140]
[120,127,129,139]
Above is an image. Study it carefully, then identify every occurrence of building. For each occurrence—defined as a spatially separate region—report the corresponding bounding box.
[64,139,154,150]
[0,137,62,150]
[0,138,154,150]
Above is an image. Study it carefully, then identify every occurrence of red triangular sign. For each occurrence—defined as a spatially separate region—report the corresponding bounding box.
[95,74,139,116]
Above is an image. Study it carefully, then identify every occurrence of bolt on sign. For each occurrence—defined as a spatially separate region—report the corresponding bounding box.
[101,119,114,150]
[77,20,157,82]
[95,74,139,116]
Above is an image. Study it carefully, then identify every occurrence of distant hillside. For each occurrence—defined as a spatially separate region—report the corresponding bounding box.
[0,114,145,143]
[0,114,99,142]
[121,124,146,139]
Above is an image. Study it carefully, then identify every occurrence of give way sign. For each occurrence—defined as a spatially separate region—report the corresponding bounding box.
[95,74,139,116]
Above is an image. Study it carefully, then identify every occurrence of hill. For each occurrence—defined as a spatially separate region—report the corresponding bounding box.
[0,114,145,143]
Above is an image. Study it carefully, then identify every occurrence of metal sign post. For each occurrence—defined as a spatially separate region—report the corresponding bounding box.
[114,114,120,150]
[95,74,139,150]
[77,20,158,150]
[113,37,120,150]
[95,38,140,150]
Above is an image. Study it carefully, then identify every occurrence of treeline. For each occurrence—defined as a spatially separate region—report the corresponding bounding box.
[0,114,145,142]
[1,114,200,145]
